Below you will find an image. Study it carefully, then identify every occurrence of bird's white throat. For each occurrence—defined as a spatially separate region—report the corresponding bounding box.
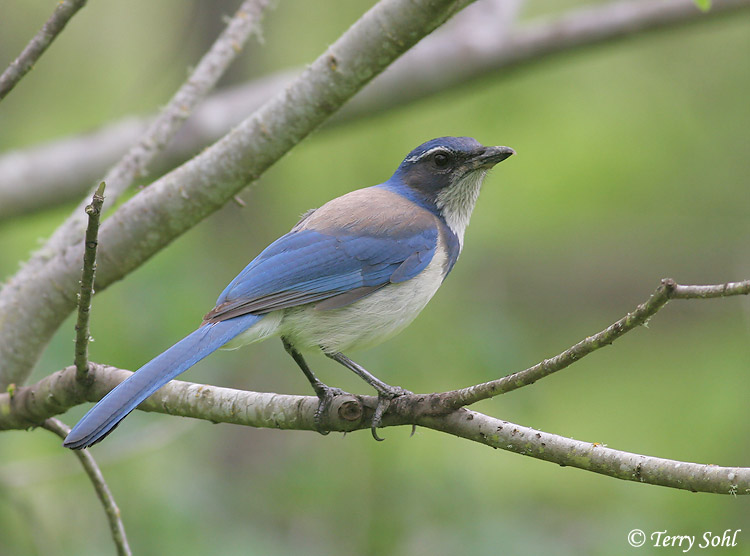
[435,169,487,249]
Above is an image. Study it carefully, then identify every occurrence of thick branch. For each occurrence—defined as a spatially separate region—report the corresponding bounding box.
[671,281,750,298]
[0,363,336,433]
[2,362,747,496]
[0,0,88,101]
[0,0,472,388]
[43,418,132,556]
[2,0,748,218]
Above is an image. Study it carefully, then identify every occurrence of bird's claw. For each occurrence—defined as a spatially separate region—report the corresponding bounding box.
[313,385,347,435]
[370,386,412,441]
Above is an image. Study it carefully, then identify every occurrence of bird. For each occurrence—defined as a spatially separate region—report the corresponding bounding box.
[63,136,514,449]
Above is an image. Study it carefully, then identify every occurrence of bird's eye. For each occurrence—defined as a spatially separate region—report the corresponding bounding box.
[433,151,450,167]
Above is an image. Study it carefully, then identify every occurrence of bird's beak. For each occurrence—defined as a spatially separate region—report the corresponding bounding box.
[473,146,515,169]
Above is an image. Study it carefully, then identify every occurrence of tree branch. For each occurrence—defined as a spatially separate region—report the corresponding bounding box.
[0,0,88,101]
[0,363,351,434]
[2,0,748,219]
[42,418,132,556]
[74,182,105,381]
[417,410,749,495]
[436,278,750,410]
[3,361,747,496]
[2,279,748,495]
[0,0,473,388]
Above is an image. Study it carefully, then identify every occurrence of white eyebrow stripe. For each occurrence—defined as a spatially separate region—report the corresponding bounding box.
[404,146,453,163]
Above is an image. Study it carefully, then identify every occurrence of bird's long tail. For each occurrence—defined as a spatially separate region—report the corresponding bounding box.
[63,314,261,449]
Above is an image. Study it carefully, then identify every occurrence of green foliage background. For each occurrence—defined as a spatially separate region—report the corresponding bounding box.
[0,1,749,554]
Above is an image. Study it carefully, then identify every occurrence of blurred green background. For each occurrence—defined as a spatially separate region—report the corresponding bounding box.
[1,1,749,554]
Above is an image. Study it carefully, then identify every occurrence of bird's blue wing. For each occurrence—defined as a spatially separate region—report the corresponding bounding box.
[204,226,438,322]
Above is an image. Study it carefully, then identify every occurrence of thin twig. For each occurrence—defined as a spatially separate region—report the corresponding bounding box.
[437,278,750,409]
[43,418,131,556]
[98,0,272,203]
[0,0,88,101]
[74,182,105,381]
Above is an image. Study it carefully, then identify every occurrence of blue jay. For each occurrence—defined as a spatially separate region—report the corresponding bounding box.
[64,136,514,449]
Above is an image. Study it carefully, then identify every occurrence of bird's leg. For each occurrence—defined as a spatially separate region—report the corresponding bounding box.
[326,351,412,441]
[282,338,344,434]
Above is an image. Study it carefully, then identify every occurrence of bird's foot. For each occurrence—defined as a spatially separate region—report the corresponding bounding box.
[313,384,347,435]
[322,351,415,440]
[370,385,412,441]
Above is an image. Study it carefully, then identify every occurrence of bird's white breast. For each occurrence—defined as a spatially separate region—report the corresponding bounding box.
[277,242,448,354]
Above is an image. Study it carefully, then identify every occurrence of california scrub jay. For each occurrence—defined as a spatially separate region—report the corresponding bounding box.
[64,136,514,449]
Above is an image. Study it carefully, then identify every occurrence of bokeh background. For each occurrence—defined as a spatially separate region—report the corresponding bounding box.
[1,1,749,554]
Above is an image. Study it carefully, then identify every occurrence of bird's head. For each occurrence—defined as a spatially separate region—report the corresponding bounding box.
[391,136,515,245]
